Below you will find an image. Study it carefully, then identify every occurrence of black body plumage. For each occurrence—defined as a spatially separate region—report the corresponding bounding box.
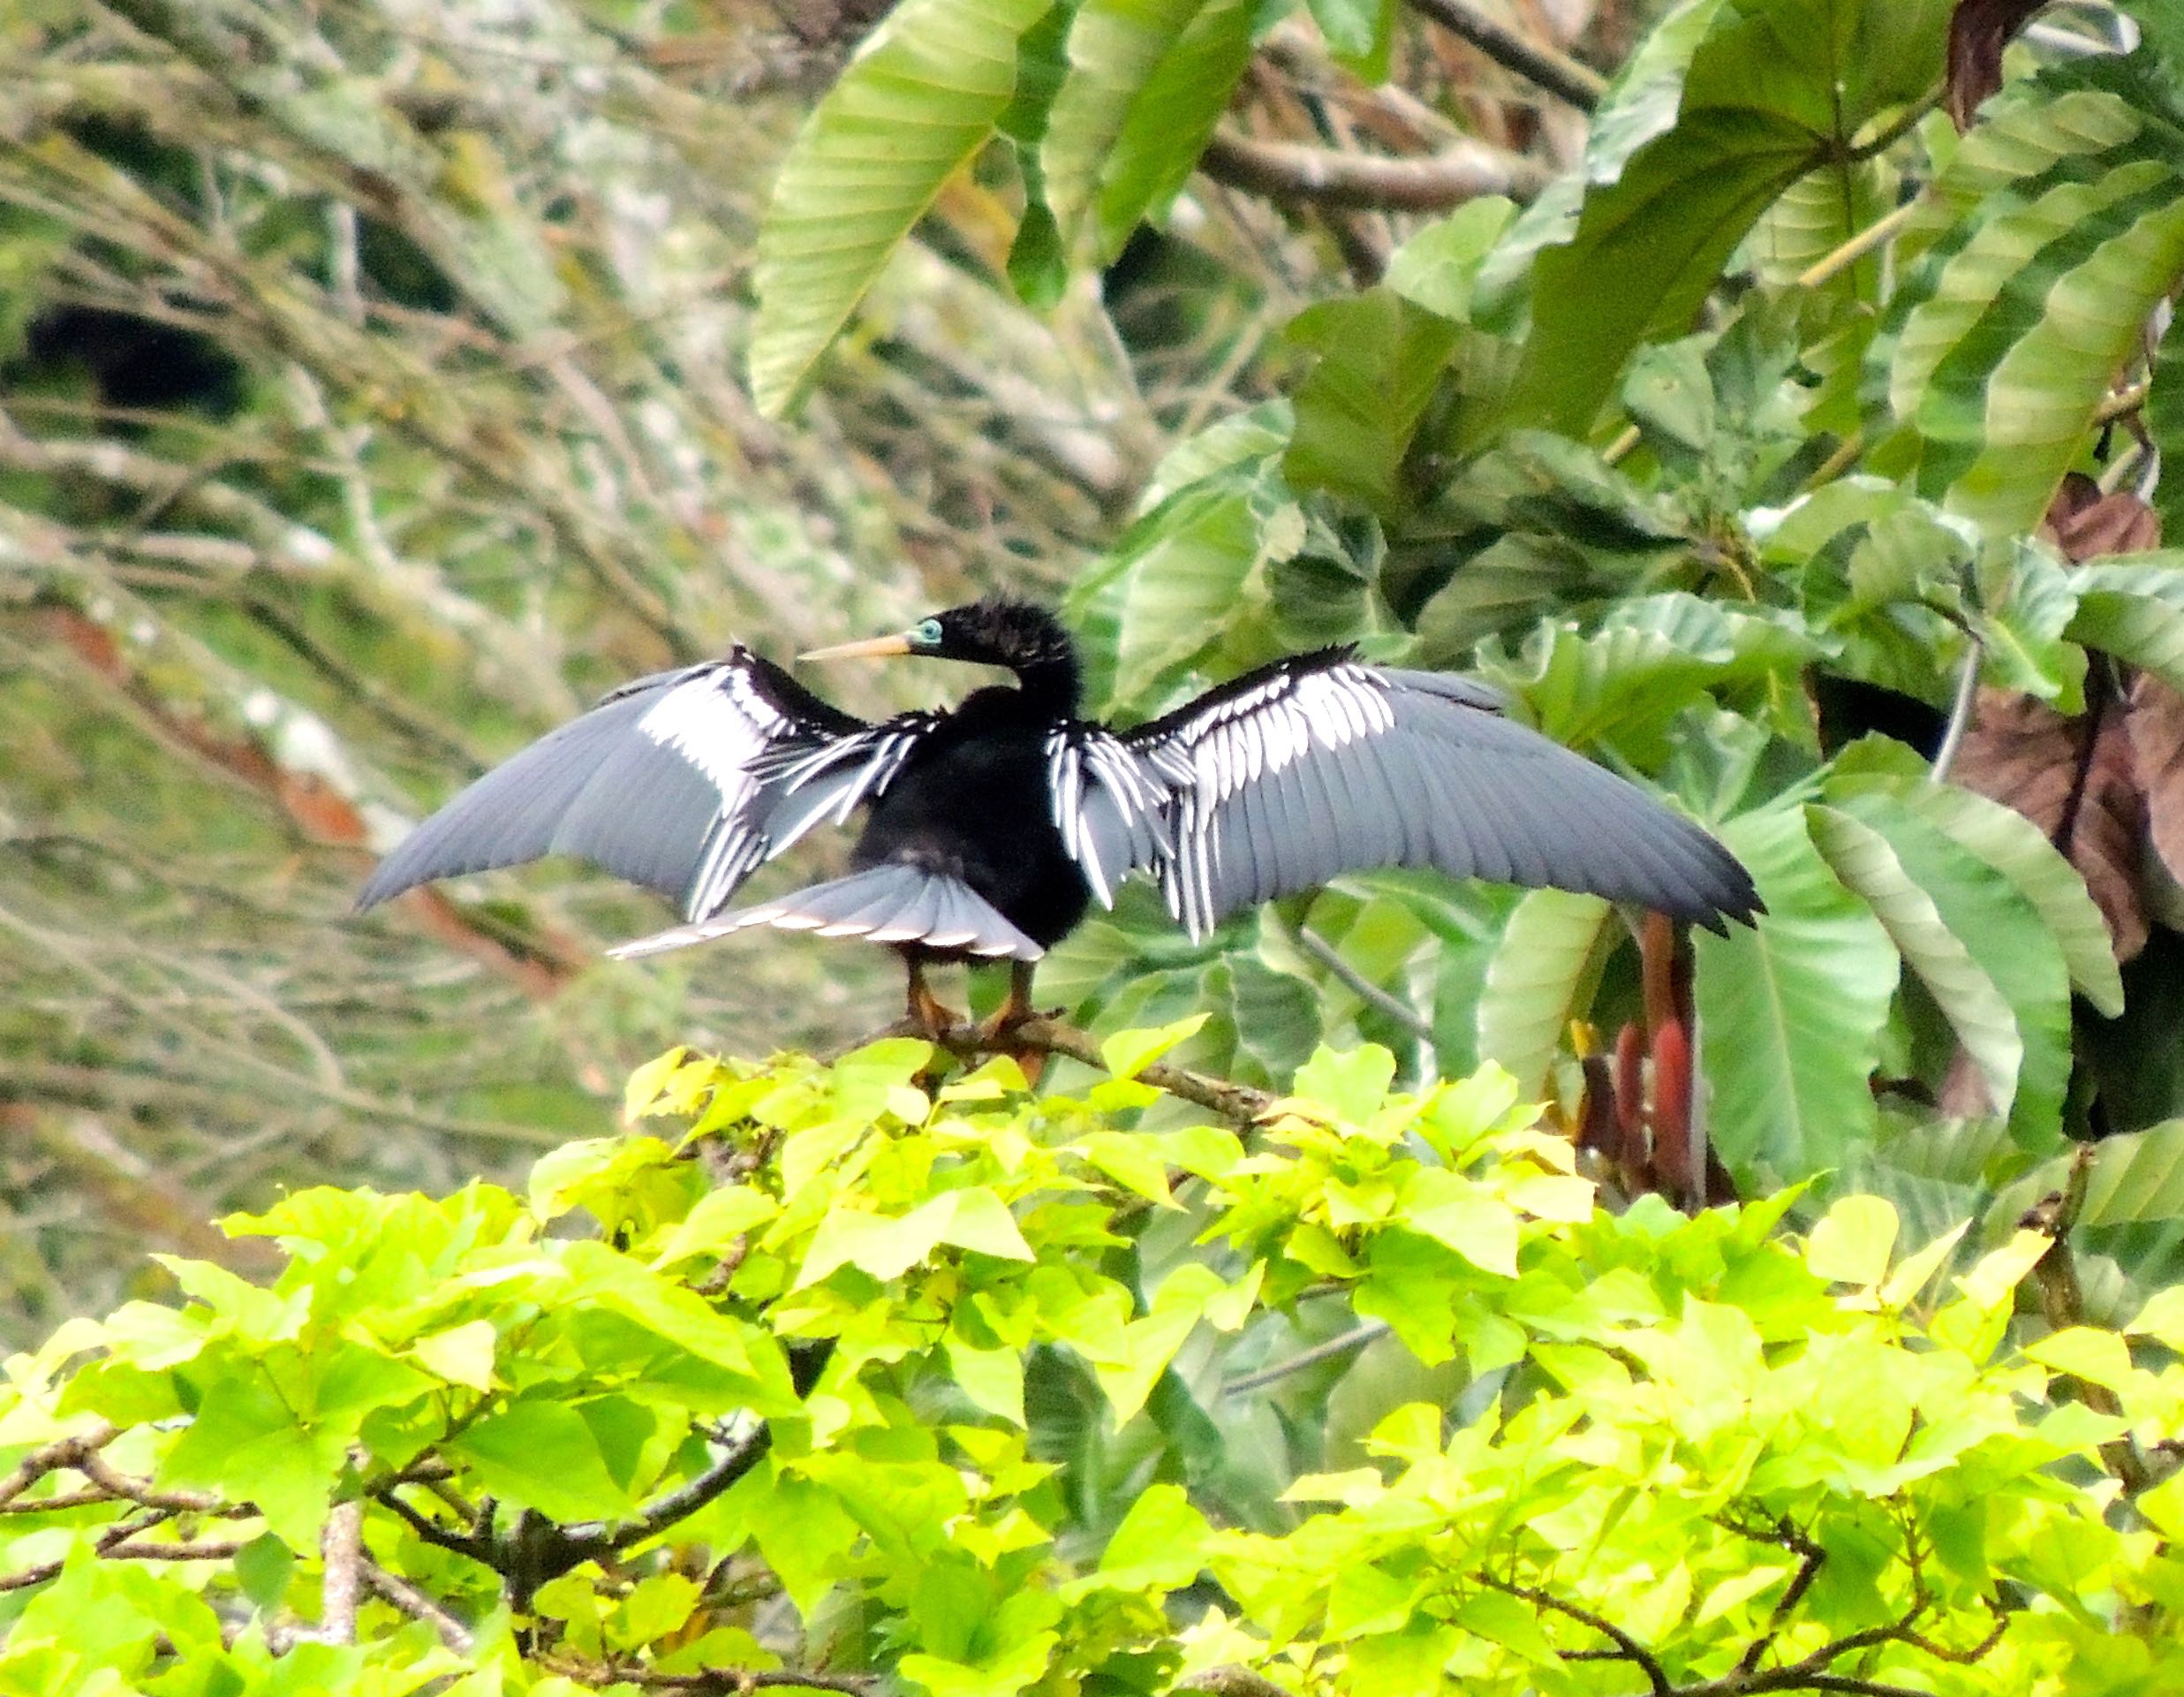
[357,601,1762,1018]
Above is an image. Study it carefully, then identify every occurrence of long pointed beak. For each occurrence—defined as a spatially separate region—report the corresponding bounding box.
[799,633,914,662]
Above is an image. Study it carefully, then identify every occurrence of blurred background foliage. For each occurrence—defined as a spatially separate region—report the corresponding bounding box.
[5,0,2184,1345]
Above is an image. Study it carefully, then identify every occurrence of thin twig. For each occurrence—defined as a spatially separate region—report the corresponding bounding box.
[1296,929,1432,1040]
[1222,1322,1389,1396]
[0,1422,118,1510]
[584,1421,773,1554]
[897,1012,1273,1125]
[538,1655,880,1693]
[1926,633,1984,788]
[1476,1576,1671,1697]
[1795,201,1921,292]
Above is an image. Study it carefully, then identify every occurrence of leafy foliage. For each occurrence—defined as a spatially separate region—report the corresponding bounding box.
[1,1038,2180,1695]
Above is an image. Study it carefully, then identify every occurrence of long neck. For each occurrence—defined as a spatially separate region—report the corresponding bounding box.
[1010,647,1082,716]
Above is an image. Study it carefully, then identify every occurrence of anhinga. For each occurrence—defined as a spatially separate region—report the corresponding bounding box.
[358,601,1760,1031]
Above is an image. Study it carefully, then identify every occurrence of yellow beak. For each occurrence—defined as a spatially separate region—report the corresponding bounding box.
[798,632,915,662]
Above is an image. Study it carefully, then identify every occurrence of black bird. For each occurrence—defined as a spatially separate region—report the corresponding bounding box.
[357,601,1760,1032]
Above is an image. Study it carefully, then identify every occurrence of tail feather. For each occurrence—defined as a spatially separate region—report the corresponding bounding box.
[608,865,1043,962]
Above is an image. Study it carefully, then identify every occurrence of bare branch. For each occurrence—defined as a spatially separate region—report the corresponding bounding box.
[1402,0,1606,110]
[321,1496,364,1645]
[361,1557,475,1654]
[1201,127,1550,212]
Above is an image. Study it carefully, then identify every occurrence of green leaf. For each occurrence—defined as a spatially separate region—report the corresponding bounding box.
[1806,1194,1899,1286]
[1875,778,2123,1016]
[411,1320,497,1392]
[1493,593,1815,761]
[1100,1013,1209,1080]
[1695,805,1897,1184]
[1825,791,2073,1152]
[1384,199,1517,322]
[1403,1170,1520,1277]
[2067,557,2184,699]
[1044,0,1251,257]
[1087,1481,1213,1589]
[1281,290,1459,519]
[1869,56,2184,534]
[1475,889,1612,1099]
[1091,0,1254,254]
[1291,1043,1398,1125]
[443,1398,638,1523]
[749,0,1055,414]
[797,1188,1032,1287]
[1807,803,2023,1122]
[1304,0,1390,73]
[946,1332,1028,1426]
[1508,0,1949,432]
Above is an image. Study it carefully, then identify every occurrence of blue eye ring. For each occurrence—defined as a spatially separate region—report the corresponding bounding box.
[912,617,944,647]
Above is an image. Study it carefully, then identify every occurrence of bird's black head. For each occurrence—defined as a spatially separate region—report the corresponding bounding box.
[804,599,1079,708]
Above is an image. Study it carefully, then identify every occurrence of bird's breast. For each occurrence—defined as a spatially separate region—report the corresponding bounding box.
[850,721,1090,948]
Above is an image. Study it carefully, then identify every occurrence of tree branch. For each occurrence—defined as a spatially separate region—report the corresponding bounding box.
[923,1014,1275,1126]
[1477,1575,1671,1697]
[2020,1147,2153,1495]
[1200,127,1550,213]
[360,1557,476,1654]
[1402,0,1606,110]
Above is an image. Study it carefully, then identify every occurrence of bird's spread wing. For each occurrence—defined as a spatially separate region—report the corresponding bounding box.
[1121,650,1760,937]
[356,649,936,920]
[1043,724,1173,907]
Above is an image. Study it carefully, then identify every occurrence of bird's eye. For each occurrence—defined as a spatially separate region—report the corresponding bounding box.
[912,618,944,647]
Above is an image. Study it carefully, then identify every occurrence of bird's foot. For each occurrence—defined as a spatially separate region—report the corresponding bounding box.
[906,976,963,1041]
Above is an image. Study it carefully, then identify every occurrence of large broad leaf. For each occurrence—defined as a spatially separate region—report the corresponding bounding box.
[1474,890,1613,1100]
[1042,0,1252,259]
[1882,780,2123,1017]
[1806,804,2022,1122]
[1867,53,2184,535]
[1694,805,1899,1185]
[1282,291,1460,521]
[1488,593,1814,762]
[749,0,1054,414]
[1810,794,2072,1153]
[1503,0,1950,433]
[2068,556,2184,699]
[2150,304,2184,544]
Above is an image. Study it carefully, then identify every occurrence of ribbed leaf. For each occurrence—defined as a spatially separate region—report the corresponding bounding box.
[1807,805,2022,1123]
[1043,0,1250,257]
[1832,791,2073,1152]
[1092,0,1253,255]
[2151,302,2184,543]
[2067,556,2184,698]
[1867,55,2184,534]
[1890,780,2124,1017]
[1506,0,1948,432]
[749,0,1054,415]
[1283,290,1460,519]
[1493,593,1814,761]
[1474,890,1613,1100]
[1694,805,1898,1185]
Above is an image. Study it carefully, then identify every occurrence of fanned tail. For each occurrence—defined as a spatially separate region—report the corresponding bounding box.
[608,865,1044,962]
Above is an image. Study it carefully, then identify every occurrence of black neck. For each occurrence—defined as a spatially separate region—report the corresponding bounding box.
[1010,649,1081,716]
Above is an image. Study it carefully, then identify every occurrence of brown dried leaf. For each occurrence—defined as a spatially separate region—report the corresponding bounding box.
[2044,473,2160,560]
[2127,673,2184,887]
[1946,0,2046,130]
[1954,689,2148,960]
